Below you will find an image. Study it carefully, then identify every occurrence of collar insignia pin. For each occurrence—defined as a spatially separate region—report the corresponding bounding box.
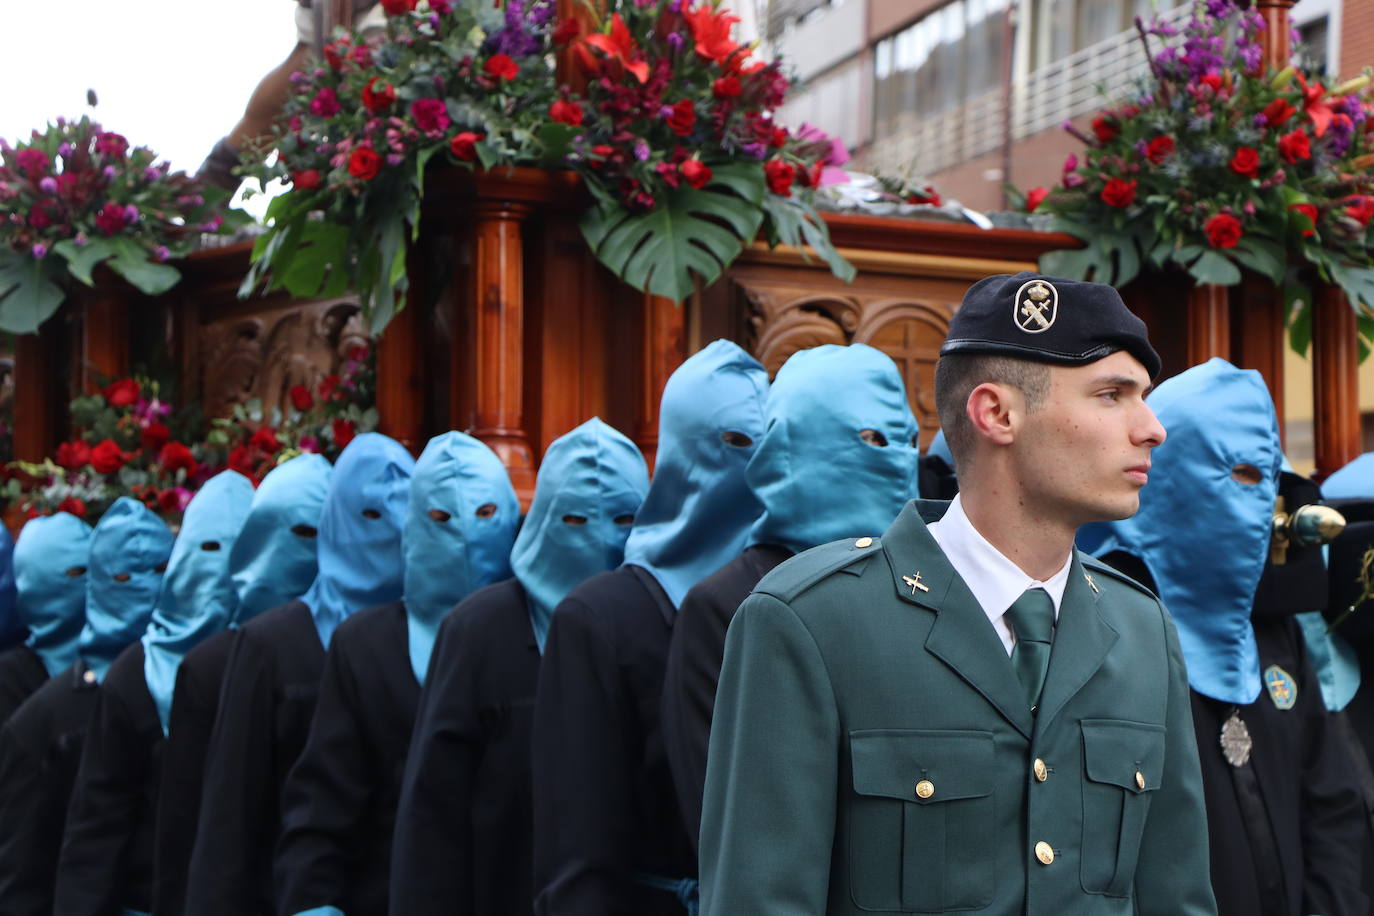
[902,573,929,595]
[1084,572,1100,594]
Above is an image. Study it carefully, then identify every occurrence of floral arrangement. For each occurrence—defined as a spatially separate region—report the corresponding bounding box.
[241,0,851,328]
[1019,0,1374,354]
[3,344,376,524]
[0,115,246,334]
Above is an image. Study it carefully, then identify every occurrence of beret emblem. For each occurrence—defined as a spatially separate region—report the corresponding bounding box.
[1014,279,1058,334]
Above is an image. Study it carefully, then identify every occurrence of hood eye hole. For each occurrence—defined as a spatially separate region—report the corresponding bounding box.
[201,540,221,552]
[1231,463,1263,485]
[562,514,589,526]
[721,430,753,448]
[154,562,168,574]
[113,572,132,583]
[65,566,87,578]
[860,429,889,447]
[911,434,919,448]
[429,508,453,523]
[613,514,635,526]
[361,508,382,520]
[291,524,318,538]
[474,503,497,519]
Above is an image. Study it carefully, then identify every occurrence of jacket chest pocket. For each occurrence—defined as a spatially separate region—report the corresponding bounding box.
[1079,719,1165,897]
[848,729,995,913]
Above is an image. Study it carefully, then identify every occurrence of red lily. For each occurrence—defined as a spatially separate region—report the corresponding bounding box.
[1295,73,1335,137]
[583,13,650,83]
[683,3,743,66]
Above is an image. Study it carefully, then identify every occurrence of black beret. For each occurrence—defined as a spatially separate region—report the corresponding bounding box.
[940,272,1161,379]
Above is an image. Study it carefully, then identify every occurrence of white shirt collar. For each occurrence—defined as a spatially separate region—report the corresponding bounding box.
[926,493,1073,655]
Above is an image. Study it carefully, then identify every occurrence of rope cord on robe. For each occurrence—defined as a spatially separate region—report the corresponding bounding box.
[633,872,700,915]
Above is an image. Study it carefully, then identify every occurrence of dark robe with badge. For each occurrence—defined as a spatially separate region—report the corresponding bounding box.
[275,601,420,916]
[151,627,235,916]
[0,661,100,916]
[660,544,793,849]
[184,600,324,916]
[0,644,49,726]
[391,578,541,916]
[53,641,164,916]
[531,565,696,916]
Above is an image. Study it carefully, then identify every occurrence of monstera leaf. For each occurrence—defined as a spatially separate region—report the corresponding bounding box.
[0,249,64,334]
[581,163,766,302]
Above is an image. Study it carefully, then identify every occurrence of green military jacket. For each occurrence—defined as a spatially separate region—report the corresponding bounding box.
[699,500,1217,915]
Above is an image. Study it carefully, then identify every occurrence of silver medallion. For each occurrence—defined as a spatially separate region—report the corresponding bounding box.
[1219,709,1253,767]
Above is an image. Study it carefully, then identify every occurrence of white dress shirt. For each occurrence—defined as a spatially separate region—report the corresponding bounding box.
[926,494,1072,655]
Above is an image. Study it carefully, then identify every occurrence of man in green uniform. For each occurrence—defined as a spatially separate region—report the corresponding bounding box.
[699,272,1217,915]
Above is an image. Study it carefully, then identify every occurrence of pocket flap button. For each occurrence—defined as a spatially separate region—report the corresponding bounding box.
[914,779,935,799]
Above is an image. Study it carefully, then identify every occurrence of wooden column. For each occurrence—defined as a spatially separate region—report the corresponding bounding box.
[375,289,426,454]
[78,289,128,393]
[1187,283,1230,365]
[1256,0,1296,71]
[634,294,687,472]
[1232,272,1286,438]
[12,323,64,462]
[1311,283,1362,480]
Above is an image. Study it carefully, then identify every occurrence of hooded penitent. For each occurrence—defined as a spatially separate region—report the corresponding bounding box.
[15,512,93,677]
[142,470,255,731]
[78,497,175,683]
[302,432,415,648]
[1322,452,1374,498]
[748,344,920,554]
[403,432,519,682]
[621,339,769,607]
[0,527,17,648]
[511,418,650,653]
[229,453,333,626]
[1091,358,1283,704]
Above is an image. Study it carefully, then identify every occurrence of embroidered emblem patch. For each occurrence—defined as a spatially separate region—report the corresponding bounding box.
[1013,279,1058,334]
[1264,664,1297,710]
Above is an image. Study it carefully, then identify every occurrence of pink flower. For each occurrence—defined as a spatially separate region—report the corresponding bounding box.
[311,87,341,117]
[95,132,128,158]
[410,98,450,133]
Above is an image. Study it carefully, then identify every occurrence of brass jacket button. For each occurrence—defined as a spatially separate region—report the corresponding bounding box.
[1136,770,1146,789]
[1033,758,1048,782]
[914,779,935,799]
[1035,841,1055,865]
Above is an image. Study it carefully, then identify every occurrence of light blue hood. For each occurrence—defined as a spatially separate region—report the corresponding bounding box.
[926,428,952,466]
[404,432,519,683]
[512,418,650,653]
[1091,359,1282,704]
[621,339,769,607]
[230,454,333,625]
[142,471,255,731]
[16,512,93,677]
[1322,452,1374,497]
[748,344,920,553]
[78,498,174,682]
[302,433,415,648]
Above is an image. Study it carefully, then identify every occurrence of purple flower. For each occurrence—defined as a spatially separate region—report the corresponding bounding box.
[31,243,46,260]
[667,32,684,51]
[38,177,57,194]
[386,153,405,166]
[1063,172,1085,188]
[123,204,139,223]
[57,142,73,157]
[144,166,160,181]
[74,231,88,246]
[1204,0,1232,19]
[199,216,223,232]
[1254,113,1270,127]
[102,165,116,180]
[633,139,650,161]
[154,245,171,261]
[741,142,767,159]
[298,435,320,453]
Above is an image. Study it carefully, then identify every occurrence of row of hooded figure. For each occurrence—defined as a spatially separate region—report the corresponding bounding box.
[0,338,951,916]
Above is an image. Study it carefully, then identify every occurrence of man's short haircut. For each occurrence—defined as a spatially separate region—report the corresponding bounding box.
[934,353,1051,467]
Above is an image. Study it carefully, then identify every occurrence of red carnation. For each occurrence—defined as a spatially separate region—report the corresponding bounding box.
[310,87,341,118]
[54,440,91,470]
[680,159,712,190]
[1100,177,1138,208]
[1289,202,1319,236]
[103,378,141,408]
[227,445,257,479]
[1091,114,1119,143]
[1262,97,1296,127]
[1277,129,1311,164]
[158,441,197,475]
[15,148,49,179]
[348,147,383,180]
[712,76,742,98]
[94,201,128,236]
[656,162,681,188]
[1204,212,1244,249]
[381,0,416,14]
[292,169,322,191]
[666,100,696,137]
[549,99,584,126]
[410,98,450,133]
[157,489,183,515]
[1346,196,1374,226]
[1229,146,1260,178]
[290,384,314,411]
[765,159,796,197]
[484,54,519,81]
[449,131,483,162]
[140,423,170,454]
[90,439,128,475]
[318,374,341,400]
[362,77,397,112]
[1025,187,1050,212]
[332,418,357,449]
[770,127,788,148]
[249,427,282,454]
[57,497,87,519]
[1145,135,1175,164]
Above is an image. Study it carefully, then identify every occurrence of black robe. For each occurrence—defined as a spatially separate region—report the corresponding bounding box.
[275,601,419,916]
[390,578,541,916]
[151,628,235,916]
[531,565,696,916]
[0,660,100,916]
[660,544,792,851]
[0,644,49,726]
[184,600,324,916]
[54,641,164,916]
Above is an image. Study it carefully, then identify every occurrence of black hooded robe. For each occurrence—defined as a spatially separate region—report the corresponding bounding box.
[0,644,49,726]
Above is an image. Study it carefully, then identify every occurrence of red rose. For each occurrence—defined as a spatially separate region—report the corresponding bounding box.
[249,427,282,454]
[1262,97,1296,127]
[1025,187,1050,212]
[90,439,128,474]
[712,76,741,98]
[1229,146,1260,178]
[1289,202,1319,236]
[323,39,348,71]
[57,497,87,519]
[310,87,341,118]
[1145,135,1175,164]
[680,159,713,190]
[449,131,484,162]
[157,489,183,515]
[103,378,141,408]
[1277,129,1311,164]
[332,418,357,449]
[770,127,788,148]
[362,77,397,112]
[54,440,91,470]
[292,169,322,191]
[227,445,257,479]
[549,99,584,126]
[1100,177,1138,208]
[94,200,127,236]
[140,423,170,454]
[381,0,416,14]
[410,98,450,133]
[1346,196,1374,226]
[764,159,796,197]
[1091,114,1119,143]
[666,100,696,137]
[290,384,314,411]
[1204,212,1244,249]
[158,441,197,475]
[318,374,341,400]
[1199,73,1223,94]
[484,54,519,81]
[348,147,383,180]
[552,18,579,45]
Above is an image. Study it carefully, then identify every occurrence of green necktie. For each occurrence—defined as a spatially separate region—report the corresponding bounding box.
[1006,587,1055,713]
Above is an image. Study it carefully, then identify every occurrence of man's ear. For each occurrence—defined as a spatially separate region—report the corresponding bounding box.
[966,382,1018,447]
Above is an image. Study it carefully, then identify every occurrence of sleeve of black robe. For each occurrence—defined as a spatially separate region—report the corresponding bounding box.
[390,611,478,915]
[0,718,67,916]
